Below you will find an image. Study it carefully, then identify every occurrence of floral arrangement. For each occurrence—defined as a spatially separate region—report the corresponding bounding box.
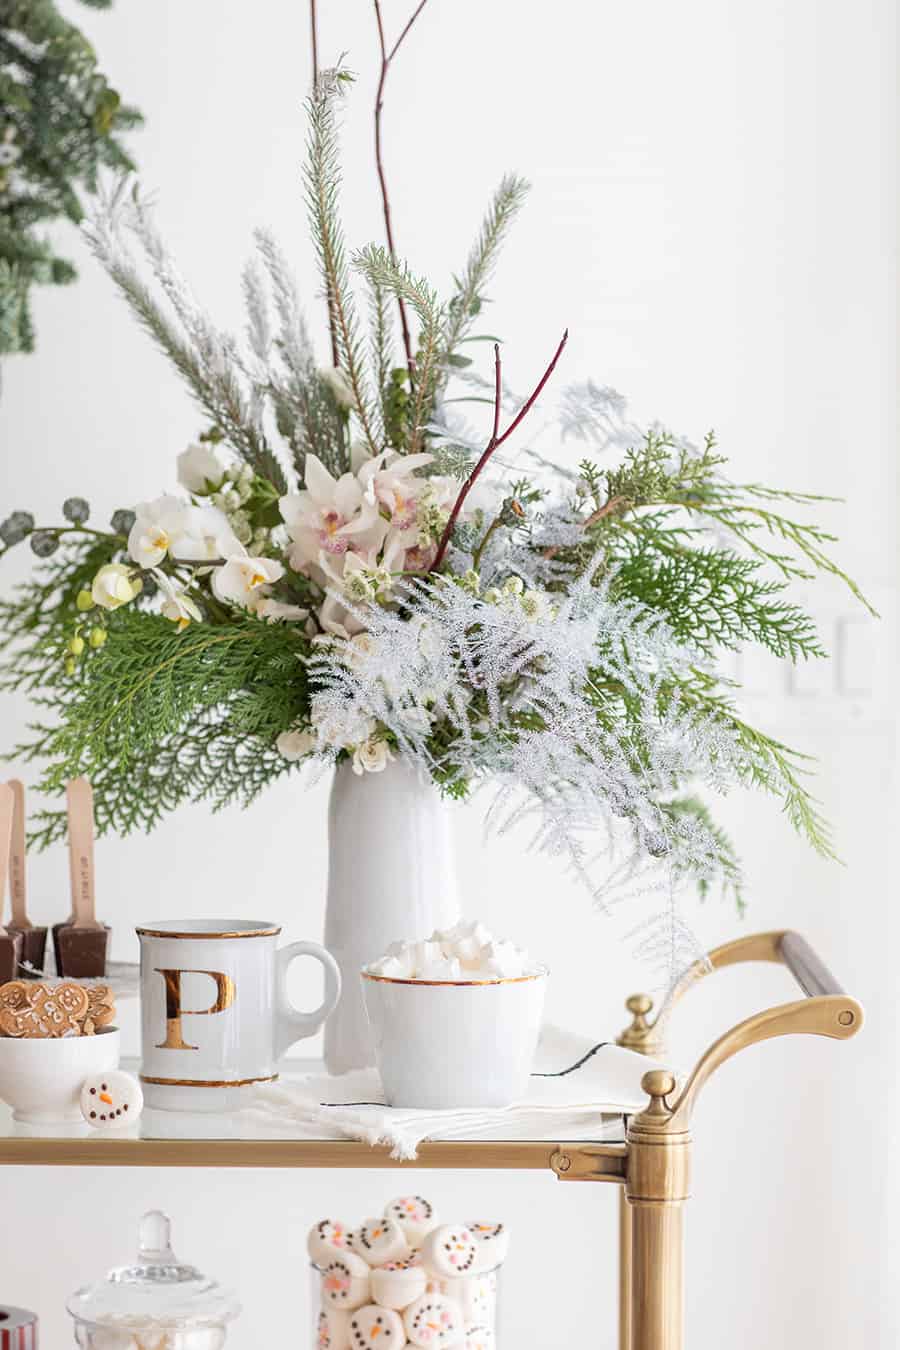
[0,4,870,959]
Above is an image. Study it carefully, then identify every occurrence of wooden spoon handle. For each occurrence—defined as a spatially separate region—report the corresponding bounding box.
[67,777,100,930]
[8,779,28,929]
[0,783,15,935]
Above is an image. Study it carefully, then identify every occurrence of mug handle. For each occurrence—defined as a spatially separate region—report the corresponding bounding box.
[274,941,342,1059]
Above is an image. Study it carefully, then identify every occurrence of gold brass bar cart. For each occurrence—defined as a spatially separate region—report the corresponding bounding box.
[0,929,862,1350]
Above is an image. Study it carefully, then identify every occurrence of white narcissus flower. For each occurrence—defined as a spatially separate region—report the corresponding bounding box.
[177,443,226,495]
[318,365,357,409]
[352,736,395,775]
[212,555,285,609]
[91,563,141,611]
[276,728,316,761]
[153,570,202,632]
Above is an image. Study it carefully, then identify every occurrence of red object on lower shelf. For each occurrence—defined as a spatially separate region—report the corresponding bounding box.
[0,1306,38,1349]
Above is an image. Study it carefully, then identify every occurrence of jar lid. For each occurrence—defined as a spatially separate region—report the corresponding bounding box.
[66,1211,241,1331]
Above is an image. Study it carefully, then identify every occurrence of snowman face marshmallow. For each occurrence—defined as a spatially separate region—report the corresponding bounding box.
[370,1257,427,1311]
[384,1195,437,1248]
[309,1218,354,1266]
[351,1216,410,1267]
[316,1309,350,1350]
[321,1253,371,1311]
[80,1071,143,1129]
[403,1293,463,1348]
[422,1225,478,1278]
[348,1304,405,1349]
[464,1222,510,1273]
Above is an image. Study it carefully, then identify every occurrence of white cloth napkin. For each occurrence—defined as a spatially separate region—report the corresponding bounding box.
[247,1025,673,1160]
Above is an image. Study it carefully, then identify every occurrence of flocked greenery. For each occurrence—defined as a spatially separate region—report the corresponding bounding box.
[0,0,141,355]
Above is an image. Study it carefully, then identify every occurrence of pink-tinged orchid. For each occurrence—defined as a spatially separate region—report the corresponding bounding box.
[279,455,387,570]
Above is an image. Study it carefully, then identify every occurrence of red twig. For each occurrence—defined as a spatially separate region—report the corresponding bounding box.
[373,0,431,387]
[431,329,569,572]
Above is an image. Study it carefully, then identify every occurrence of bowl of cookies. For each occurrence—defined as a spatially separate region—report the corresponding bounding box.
[0,979,119,1123]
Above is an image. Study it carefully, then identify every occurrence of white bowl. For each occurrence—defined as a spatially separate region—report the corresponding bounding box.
[361,970,547,1108]
[0,1027,120,1123]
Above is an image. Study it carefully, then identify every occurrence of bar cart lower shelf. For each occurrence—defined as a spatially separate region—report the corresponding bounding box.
[0,930,862,1350]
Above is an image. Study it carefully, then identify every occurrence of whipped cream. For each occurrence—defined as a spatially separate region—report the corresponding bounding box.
[364,920,541,982]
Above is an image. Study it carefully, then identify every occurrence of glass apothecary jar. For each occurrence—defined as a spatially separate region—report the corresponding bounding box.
[66,1211,241,1350]
[311,1258,502,1348]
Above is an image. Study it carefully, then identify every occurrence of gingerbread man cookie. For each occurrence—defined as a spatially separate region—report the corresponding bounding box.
[0,979,89,1037]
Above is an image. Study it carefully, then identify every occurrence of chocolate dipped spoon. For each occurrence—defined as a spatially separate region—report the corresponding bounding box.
[5,780,47,977]
[56,777,109,978]
[0,783,23,982]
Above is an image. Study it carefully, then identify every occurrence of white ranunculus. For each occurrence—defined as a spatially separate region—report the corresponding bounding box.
[91,563,141,611]
[212,555,285,609]
[177,443,226,495]
[318,365,357,409]
[255,597,309,622]
[276,728,316,761]
[352,736,395,775]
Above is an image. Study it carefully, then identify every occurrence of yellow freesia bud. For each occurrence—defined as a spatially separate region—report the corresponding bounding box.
[64,657,76,676]
[89,627,107,649]
[68,636,85,656]
[76,589,94,612]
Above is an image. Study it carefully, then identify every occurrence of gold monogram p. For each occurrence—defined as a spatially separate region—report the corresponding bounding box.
[154,968,236,1050]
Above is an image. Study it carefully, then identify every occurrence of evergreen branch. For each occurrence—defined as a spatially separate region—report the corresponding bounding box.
[442,173,530,367]
[660,794,744,909]
[353,245,443,451]
[303,76,381,454]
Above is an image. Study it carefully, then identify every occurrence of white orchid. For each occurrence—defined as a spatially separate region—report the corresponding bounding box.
[153,570,202,631]
[279,455,386,570]
[91,563,141,611]
[177,443,226,495]
[358,449,434,532]
[212,555,285,609]
[128,496,240,568]
[276,728,316,761]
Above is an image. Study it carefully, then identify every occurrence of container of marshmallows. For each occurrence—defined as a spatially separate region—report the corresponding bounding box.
[362,921,547,1109]
[310,1196,506,1350]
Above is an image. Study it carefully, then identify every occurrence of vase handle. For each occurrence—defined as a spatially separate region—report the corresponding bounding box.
[274,940,342,1060]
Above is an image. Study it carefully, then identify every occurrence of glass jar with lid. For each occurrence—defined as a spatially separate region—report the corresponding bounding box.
[66,1210,241,1350]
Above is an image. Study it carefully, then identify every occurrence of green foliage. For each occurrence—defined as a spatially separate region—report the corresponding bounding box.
[0,0,141,354]
[303,73,380,454]
[14,608,311,846]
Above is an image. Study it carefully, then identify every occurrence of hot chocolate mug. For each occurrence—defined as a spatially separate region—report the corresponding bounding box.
[137,920,341,1112]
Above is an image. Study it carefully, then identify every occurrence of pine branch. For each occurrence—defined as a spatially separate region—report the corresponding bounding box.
[442,173,530,367]
[303,76,382,454]
[353,244,443,451]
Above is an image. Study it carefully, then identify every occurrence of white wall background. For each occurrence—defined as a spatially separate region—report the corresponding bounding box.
[1,0,897,1345]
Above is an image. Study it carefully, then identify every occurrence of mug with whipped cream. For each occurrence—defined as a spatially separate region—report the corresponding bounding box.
[361,920,547,1109]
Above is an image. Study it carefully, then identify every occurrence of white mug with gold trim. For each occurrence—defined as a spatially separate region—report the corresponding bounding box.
[137,919,341,1112]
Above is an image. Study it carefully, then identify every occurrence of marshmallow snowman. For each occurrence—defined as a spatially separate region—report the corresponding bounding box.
[422,1226,478,1278]
[384,1195,438,1248]
[464,1223,510,1273]
[371,1257,427,1310]
[348,1304,405,1348]
[351,1216,410,1267]
[80,1071,143,1130]
[321,1253,371,1311]
[456,1275,495,1325]
[309,1219,354,1266]
[403,1293,464,1348]
[317,1307,351,1350]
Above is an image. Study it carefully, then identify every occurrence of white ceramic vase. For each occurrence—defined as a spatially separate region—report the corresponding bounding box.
[323,757,461,1074]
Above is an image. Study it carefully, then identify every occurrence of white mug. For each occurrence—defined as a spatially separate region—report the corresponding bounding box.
[137,919,340,1112]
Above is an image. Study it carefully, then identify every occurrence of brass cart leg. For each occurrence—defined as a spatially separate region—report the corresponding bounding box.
[619,1189,633,1350]
[626,1070,690,1350]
